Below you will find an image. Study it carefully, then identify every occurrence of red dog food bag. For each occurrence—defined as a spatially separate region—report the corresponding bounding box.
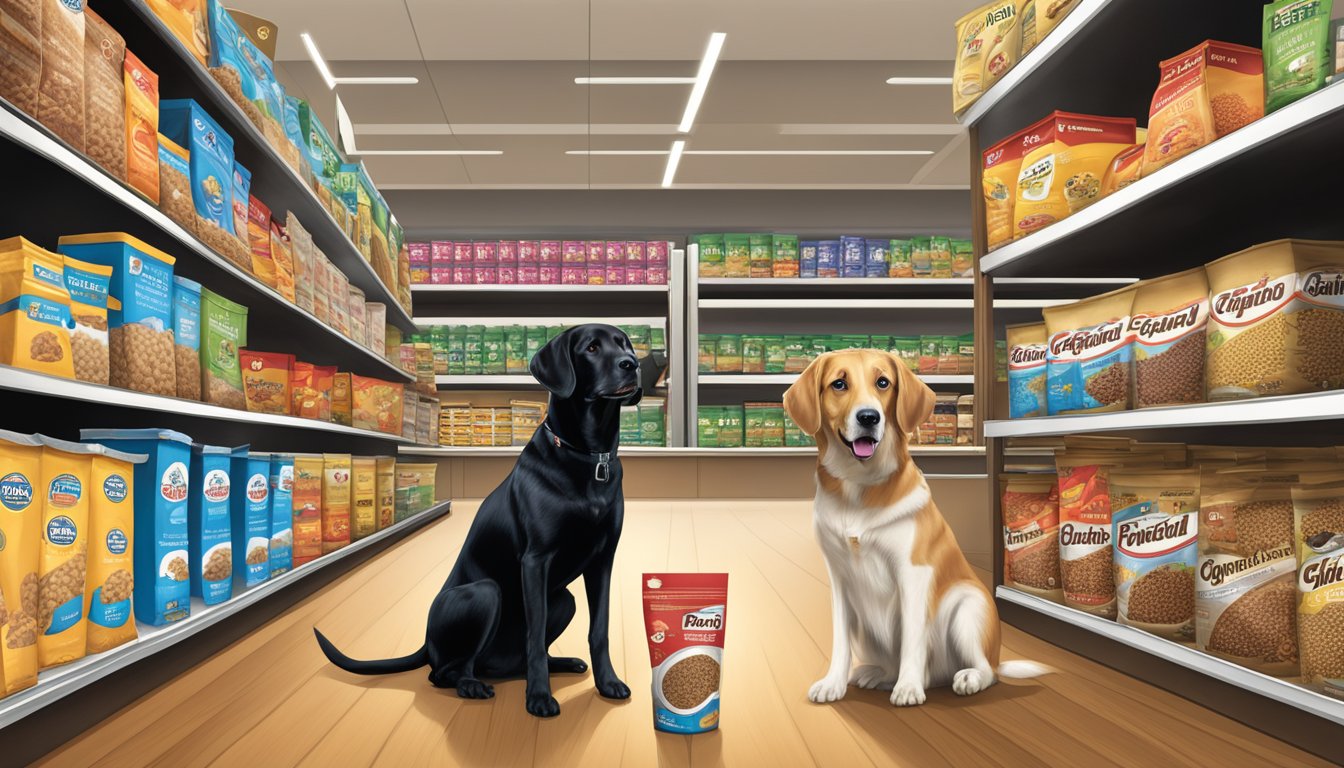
[642,573,728,734]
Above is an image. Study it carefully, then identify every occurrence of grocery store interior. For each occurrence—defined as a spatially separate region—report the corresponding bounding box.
[2,0,1343,765]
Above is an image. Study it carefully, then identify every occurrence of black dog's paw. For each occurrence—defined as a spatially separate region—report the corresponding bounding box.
[548,656,588,674]
[595,676,631,700]
[526,691,561,718]
[457,678,495,700]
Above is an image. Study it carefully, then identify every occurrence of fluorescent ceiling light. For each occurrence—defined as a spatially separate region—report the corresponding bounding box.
[576,77,696,85]
[352,150,503,156]
[566,150,671,156]
[334,76,420,85]
[678,32,726,133]
[301,32,419,88]
[661,140,685,188]
[358,123,679,136]
[569,149,933,156]
[885,77,954,85]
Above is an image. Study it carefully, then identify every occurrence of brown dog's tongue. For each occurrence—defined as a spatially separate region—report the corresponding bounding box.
[852,438,876,458]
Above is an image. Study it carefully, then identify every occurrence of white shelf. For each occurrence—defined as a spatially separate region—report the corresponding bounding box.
[412,284,668,294]
[0,103,411,383]
[698,278,973,288]
[699,298,1066,310]
[400,445,984,458]
[436,374,538,387]
[417,316,667,328]
[996,586,1344,726]
[0,365,414,444]
[980,82,1344,276]
[699,374,973,386]
[0,499,452,729]
[984,390,1344,438]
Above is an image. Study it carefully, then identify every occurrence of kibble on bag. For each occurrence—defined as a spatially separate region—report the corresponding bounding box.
[1291,477,1344,696]
[1044,284,1136,415]
[83,443,143,655]
[642,573,729,733]
[290,454,324,567]
[61,256,113,387]
[1109,469,1199,641]
[189,443,233,606]
[124,51,159,204]
[0,430,43,695]
[156,135,197,235]
[83,9,126,181]
[230,449,270,588]
[37,0,87,151]
[0,0,41,117]
[34,436,94,669]
[0,237,77,380]
[1001,474,1062,601]
[1129,267,1209,409]
[268,454,294,577]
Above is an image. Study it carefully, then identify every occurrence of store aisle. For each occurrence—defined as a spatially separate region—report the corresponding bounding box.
[39,501,1325,768]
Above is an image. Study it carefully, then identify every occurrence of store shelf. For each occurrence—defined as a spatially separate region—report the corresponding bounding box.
[0,499,452,730]
[412,284,668,295]
[96,0,415,332]
[984,390,1344,438]
[699,374,974,386]
[436,375,538,388]
[0,365,413,445]
[996,587,1344,725]
[699,298,1065,310]
[401,445,985,459]
[417,316,668,328]
[696,278,974,300]
[0,102,411,383]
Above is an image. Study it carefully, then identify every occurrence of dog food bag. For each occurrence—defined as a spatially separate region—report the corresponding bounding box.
[188,443,232,605]
[1044,284,1136,415]
[268,454,294,577]
[1292,478,1344,696]
[81,428,192,626]
[352,375,405,435]
[60,255,113,386]
[321,454,352,555]
[0,238,75,380]
[642,573,729,733]
[207,0,283,130]
[229,162,251,252]
[1109,469,1200,641]
[143,0,209,65]
[123,51,160,204]
[246,195,276,287]
[350,457,377,542]
[172,276,202,401]
[1015,112,1136,238]
[0,0,41,118]
[83,442,143,655]
[375,457,395,530]
[160,99,235,235]
[152,135,197,238]
[230,448,270,587]
[1006,322,1048,419]
[83,8,126,180]
[58,233,176,396]
[1129,267,1209,409]
[983,129,1030,252]
[1001,474,1062,601]
[271,222,297,304]
[1264,0,1335,113]
[0,429,41,695]
[240,349,292,415]
[199,287,247,409]
[696,234,725,278]
[32,436,91,669]
[36,0,86,150]
[1143,41,1264,177]
[289,454,322,567]
[1205,239,1344,400]
[1056,450,1133,617]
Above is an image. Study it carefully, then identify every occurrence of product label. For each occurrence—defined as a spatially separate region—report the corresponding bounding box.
[1130,298,1209,354]
[161,461,189,502]
[1047,318,1133,413]
[202,469,230,503]
[0,472,34,511]
[103,474,128,502]
[1008,342,1048,418]
[1112,500,1197,634]
[46,515,78,546]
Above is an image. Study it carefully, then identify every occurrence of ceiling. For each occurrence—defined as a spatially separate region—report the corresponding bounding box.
[235,0,981,190]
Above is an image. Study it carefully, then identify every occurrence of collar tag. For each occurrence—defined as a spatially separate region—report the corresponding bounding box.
[595,453,611,483]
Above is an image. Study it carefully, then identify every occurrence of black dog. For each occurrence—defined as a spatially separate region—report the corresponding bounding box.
[315,324,640,717]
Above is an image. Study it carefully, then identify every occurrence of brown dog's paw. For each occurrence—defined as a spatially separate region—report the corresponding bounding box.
[526,691,561,717]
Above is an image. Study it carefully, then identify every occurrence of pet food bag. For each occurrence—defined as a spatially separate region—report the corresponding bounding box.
[188,443,232,605]
[143,0,209,65]
[1205,239,1344,400]
[983,129,1031,252]
[953,2,1023,114]
[290,454,323,567]
[157,135,195,235]
[1129,267,1209,408]
[1264,0,1335,113]
[351,457,377,542]
[0,430,41,695]
[271,222,297,303]
[375,457,396,530]
[643,573,729,733]
[1001,474,1062,601]
[1015,112,1136,238]
[1006,322,1048,419]
[0,237,75,380]
[81,428,192,626]
[1143,41,1263,176]
[246,195,276,287]
[83,442,144,655]
[0,0,41,117]
[33,436,93,669]
[61,256,113,386]
[268,454,294,577]
[1110,469,1200,641]
[159,99,235,235]
[1043,284,1136,415]
[124,51,159,204]
[321,454,352,554]
[1056,450,1131,617]
[37,0,87,150]
[83,8,126,181]
[1292,478,1344,696]
[199,287,248,409]
[230,448,270,587]
[172,276,202,401]
[240,349,292,414]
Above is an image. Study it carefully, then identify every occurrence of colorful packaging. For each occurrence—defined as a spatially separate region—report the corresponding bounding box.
[172,275,203,401]
[771,234,799,278]
[34,437,92,668]
[1143,41,1264,177]
[124,51,159,204]
[143,0,209,64]
[240,349,292,414]
[1129,268,1209,409]
[199,287,248,409]
[82,442,143,655]
[642,573,729,733]
[321,454,352,554]
[1264,0,1335,113]
[375,457,395,530]
[394,463,437,521]
[230,448,270,587]
[1056,451,1127,618]
[230,163,251,250]
[982,130,1030,252]
[887,240,913,278]
[1292,478,1344,696]
[246,195,275,286]
[188,443,232,605]
[0,237,75,380]
[160,99,235,235]
[1006,322,1048,418]
[1015,112,1136,238]
[816,241,840,278]
[0,430,43,694]
[952,4,991,114]
[1001,474,1062,601]
[697,235,725,278]
[1110,469,1200,641]
[290,454,323,567]
[155,134,195,234]
[351,457,377,541]
[799,241,818,278]
[840,236,865,278]
[271,221,297,302]
[1043,284,1136,414]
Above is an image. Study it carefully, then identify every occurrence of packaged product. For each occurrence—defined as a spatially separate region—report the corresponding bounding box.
[863,239,889,278]
[1100,141,1145,197]
[143,0,209,65]
[1291,478,1344,696]
[83,9,126,180]
[290,454,323,567]
[1143,41,1264,177]
[188,443,232,605]
[83,442,144,655]
[293,96,340,191]
[33,436,90,668]
[642,573,729,733]
[329,269,351,337]
[268,454,294,577]
[1263,0,1335,113]
[838,236,864,278]
[1015,112,1136,238]
[722,234,749,278]
[1001,474,1061,600]
[982,129,1030,252]
[952,4,992,114]
[246,196,276,286]
[1108,469,1199,640]
[887,240,913,278]
[909,238,931,276]
[929,237,954,279]
[239,349,292,414]
[1196,469,1299,674]
[160,99,235,235]
[1205,239,1344,400]
[37,0,86,150]
[394,463,437,521]
[697,234,725,278]
[697,335,716,373]
[57,233,176,395]
[287,213,315,312]
[1044,284,1135,414]
[230,448,270,587]
[1055,448,1133,618]
[207,0,283,133]
[230,163,251,254]
[124,52,159,204]
[715,335,742,373]
[0,0,40,117]
[81,428,192,627]
[347,287,367,347]
[1129,268,1209,409]
[770,234,799,278]
[747,234,773,279]
[199,288,248,409]
[1335,17,1344,81]
[0,238,73,379]
[331,372,352,426]
[1019,0,1038,56]
[798,241,818,278]
[157,135,195,234]
[0,430,41,695]
[1036,0,1079,39]
[1006,322,1048,418]
[951,239,975,277]
[740,336,765,375]
[375,457,395,530]
[171,276,202,401]
[61,255,113,385]
[351,457,377,542]
[321,454,352,554]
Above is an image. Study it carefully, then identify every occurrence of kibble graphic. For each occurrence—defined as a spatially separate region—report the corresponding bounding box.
[662,654,720,710]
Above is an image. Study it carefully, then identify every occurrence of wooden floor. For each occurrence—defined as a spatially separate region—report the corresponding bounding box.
[40,500,1327,768]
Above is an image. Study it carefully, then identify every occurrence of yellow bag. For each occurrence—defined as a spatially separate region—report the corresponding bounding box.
[0,237,75,379]
[952,4,992,114]
[375,457,395,531]
[351,458,377,542]
[143,0,209,65]
[35,436,92,669]
[1015,112,1136,239]
[982,128,1030,252]
[84,444,143,655]
[0,430,42,696]
[321,454,351,555]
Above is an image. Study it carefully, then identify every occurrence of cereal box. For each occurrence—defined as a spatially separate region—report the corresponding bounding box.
[231,449,271,587]
[189,443,233,605]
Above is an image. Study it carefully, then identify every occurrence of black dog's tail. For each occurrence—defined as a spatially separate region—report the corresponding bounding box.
[314,628,428,675]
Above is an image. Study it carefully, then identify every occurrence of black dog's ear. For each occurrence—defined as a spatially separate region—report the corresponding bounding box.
[530,330,576,399]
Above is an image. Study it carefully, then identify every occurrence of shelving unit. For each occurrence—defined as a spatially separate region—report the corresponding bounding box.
[966,0,1344,754]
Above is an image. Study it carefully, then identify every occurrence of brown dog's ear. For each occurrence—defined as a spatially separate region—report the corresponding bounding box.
[783,354,828,436]
[888,353,935,437]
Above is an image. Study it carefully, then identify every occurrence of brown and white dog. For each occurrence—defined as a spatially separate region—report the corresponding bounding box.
[784,350,1045,707]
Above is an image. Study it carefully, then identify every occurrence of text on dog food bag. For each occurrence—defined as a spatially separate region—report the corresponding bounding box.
[642,573,729,734]
[83,443,144,655]
[1109,469,1200,641]
[189,444,233,606]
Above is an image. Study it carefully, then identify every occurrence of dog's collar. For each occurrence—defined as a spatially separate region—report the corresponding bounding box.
[543,422,615,483]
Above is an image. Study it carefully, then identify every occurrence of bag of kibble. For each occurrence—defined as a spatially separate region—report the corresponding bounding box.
[1015,112,1136,237]
[82,441,144,655]
[1109,469,1200,641]
[83,8,126,182]
[290,454,324,567]
[1044,284,1135,415]
[982,128,1029,252]
[189,443,233,606]
[0,237,75,380]
[35,436,94,669]
[1205,239,1344,401]
[157,135,196,235]
[0,429,42,695]
[1055,449,1130,618]
[642,573,729,733]
[1129,267,1209,409]
[1291,477,1344,696]
[171,276,202,401]
[1264,0,1336,113]
[321,454,352,555]
[268,454,295,577]
[1006,322,1047,419]
[200,288,248,409]
[1143,41,1263,176]
[1001,474,1062,601]
[124,51,159,205]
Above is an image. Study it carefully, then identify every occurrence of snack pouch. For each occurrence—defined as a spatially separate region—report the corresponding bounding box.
[230,448,270,587]
[247,195,276,286]
[1043,284,1135,414]
[0,237,75,380]
[1110,469,1200,641]
[1006,322,1048,418]
[643,573,729,733]
[322,454,352,554]
[983,128,1030,252]
[124,51,160,204]
[271,221,297,302]
[33,436,92,669]
[268,454,294,576]
[1143,41,1264,176]
[0,430,42,694]
[230,163,251,249]
[240,349,292,414]
[200,288,248,409]
[1015,112,1136,238]
[82,442,143,655]
[952,4,991,114]
[189,443,232,605]
[1264,0,1334,113]
[351,457,377,541]
[159,99,235,235]
[290,454,323,566]
[206,0,283,125]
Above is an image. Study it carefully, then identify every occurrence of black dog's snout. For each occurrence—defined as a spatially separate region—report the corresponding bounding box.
[856,409,881,427]
[618,356,637,372]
